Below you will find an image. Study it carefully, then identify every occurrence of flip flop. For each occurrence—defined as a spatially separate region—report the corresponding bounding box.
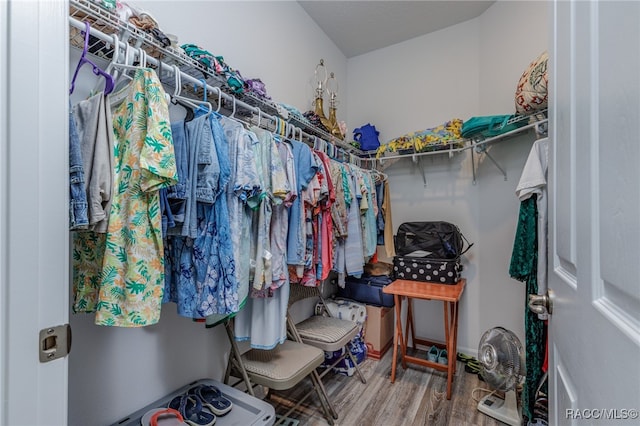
[188,385,233,417]
[168,395,216,426]
[456,352,476,363]
[140,408,187,426]
[464,360,485,382]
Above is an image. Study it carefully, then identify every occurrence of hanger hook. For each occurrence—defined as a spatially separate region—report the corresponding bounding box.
[173,65,181,97]
[215,88,222,113]
[200,78,207,102]
[230,96,236,118]
[142,48,148,68]
[105,33,120,76]
[123,42,131,66]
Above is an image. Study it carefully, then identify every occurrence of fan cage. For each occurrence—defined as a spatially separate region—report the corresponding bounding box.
[478,327,524,391]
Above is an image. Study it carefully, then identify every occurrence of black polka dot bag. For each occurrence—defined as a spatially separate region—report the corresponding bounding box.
[392,222,472,284]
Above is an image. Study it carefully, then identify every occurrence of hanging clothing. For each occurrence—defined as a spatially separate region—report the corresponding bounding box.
[73,68,178,327]
[334,162,354,286]
[233,131,291,349]
[343,165,365,277]
[220,116,261,308]
[72,91,114,232]
[375,179,385,245]
[204,115,260,327]
[163,113,238,318]
[511,137,549,423]
[270,137,296,290]
[516,137,549,320]
[286,140,318,266]
[289,155,322,286]
[361,171,377,259]
[329,160,348,239]
[69,100,89,230]
[314,151,336,281]
[163,120,189,227]
[233,281,290,350]
[248,126,288,294]
[509,196,546,423]
[382,178,395,258]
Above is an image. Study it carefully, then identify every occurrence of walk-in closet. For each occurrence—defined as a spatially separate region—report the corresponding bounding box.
[2,1,639,426]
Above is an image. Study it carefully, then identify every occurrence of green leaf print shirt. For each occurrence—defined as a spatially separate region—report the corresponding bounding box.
[72,69,178,327]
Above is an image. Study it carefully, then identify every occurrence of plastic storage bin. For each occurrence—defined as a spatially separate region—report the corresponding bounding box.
[111,378,275,426]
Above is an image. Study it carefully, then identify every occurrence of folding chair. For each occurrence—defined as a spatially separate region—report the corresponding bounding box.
[225,314,337,425]
[288,282,367,385]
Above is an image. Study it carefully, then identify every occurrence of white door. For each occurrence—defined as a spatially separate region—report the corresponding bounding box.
[549,0,640,425]
[0,1,70,425]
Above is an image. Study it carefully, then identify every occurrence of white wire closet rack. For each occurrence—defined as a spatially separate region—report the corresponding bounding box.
[373,111,548,185]
[69,0,547,178]
[68,0,368,165]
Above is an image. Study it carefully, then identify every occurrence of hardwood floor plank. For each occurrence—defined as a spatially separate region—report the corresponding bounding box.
[263,347,503,425]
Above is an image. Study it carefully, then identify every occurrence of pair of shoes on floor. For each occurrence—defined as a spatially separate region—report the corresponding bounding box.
[456,352,475,363]
[463,359,485,382]
[166,385,233,426]
[427,345,448,365]
[456,352,485,382]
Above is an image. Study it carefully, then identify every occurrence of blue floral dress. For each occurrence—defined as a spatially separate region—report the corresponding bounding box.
[163,113,238,318]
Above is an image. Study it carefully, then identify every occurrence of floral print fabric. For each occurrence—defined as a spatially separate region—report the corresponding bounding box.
[73,68,177,327]
[163,113,238,319]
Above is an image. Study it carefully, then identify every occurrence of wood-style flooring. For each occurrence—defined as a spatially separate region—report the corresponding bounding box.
[267,347,503,426]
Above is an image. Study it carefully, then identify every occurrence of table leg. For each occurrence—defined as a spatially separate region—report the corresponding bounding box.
[390,294,403,383]
[398,296,407,369]
[406,298,416,350]
[451,301,459,375]
[444,301,453,400]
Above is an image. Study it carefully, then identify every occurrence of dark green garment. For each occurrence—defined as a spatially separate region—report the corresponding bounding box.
[509,196,546,423]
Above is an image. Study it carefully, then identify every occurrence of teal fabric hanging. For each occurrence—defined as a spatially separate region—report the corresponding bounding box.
[509,196,546,423]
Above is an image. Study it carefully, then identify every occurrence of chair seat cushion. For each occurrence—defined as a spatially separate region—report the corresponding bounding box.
[296,316,359,352]
[241,340,324,390]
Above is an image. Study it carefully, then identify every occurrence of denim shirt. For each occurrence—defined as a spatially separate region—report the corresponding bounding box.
[166,114,221,238]
[192,112,220,204]
[69,101,89,230]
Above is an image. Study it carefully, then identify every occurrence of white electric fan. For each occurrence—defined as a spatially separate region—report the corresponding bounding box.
[476,326,525,426]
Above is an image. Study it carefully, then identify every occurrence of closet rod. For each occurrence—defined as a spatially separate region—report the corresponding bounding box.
[68,15,364,163]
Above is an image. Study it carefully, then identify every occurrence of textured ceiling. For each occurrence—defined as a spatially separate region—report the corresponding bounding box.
[298,1,495,58]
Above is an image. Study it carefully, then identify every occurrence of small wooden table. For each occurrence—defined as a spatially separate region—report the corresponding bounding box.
[382,278,466,399]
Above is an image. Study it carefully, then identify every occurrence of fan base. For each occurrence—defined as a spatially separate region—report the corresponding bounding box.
[477,389,521,426]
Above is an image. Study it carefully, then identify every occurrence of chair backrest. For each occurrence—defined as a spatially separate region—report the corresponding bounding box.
[288,282,322,309]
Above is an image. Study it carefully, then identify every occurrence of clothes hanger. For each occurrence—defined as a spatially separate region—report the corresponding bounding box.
[255,108,262,128]
[109,41,147,83]
[171,94,195,122]
[190,78,212,118]
[70,21,115,95]
[170,65,212,118]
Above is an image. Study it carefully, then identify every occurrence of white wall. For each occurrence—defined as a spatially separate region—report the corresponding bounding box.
[346,0,548,355]
[68,2,347,425]
[149,0,348,120]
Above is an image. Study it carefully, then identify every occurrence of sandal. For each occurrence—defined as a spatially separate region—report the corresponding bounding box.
[168,395,216,426]
[188,385,233,417]
[456,352,476,363]
[465,359,485,381]
[141,408,187,426]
